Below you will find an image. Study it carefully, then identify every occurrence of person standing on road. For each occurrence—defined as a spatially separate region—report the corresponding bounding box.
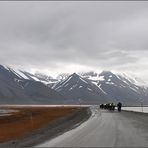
[112,103,115,111]
[117,102,122,112]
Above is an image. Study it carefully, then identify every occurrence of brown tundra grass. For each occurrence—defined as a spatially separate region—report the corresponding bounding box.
[0,106,79,143]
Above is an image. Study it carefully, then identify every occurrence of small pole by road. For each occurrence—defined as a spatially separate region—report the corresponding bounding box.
[141,101,143,113]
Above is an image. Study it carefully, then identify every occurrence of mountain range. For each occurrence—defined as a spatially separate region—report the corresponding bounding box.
[0,64,148,105]
[52,71,148,105]
[0,65,64,104]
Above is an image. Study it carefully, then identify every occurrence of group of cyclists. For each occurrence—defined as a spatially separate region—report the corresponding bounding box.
[100,102,122,112]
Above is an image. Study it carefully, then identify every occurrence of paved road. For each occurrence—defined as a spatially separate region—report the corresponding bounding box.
[37,106,148,147]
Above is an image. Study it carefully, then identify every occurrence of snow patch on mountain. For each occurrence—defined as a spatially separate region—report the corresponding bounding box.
[116,72,148,87]
[98,84,107,95]
[61,76,72,86]
[80,77,88,84]
[2,65,10,71]
[87,87,92,91]
[105,82,114,85]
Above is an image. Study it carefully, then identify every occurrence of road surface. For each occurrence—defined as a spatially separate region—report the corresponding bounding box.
[37,106,148,147]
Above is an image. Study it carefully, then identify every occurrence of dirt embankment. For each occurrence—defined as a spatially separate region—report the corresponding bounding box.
[0,106,91,147]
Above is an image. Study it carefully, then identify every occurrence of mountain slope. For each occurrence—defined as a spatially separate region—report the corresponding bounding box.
[53,73,108,104]
[53,71,148,105]
[0,65,64,104]
[1,65,148,105]
[88,71,148,105]
[34,72,58,86]
[4,66,58,86]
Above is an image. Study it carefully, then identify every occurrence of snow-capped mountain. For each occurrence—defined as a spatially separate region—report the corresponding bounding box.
[56,73,70,81]
[86,71,148,105]
[79,71,148,88]
[2,66,58,86]
[53,73,108,104]
[34,72,58,86]
[0,65,64,104]
[0,64,148,105]
[116,72,148,87]
[78,71,98,79]
[53,71,148,105]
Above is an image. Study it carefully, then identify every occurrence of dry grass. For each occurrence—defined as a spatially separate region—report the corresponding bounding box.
[0,106,79,143]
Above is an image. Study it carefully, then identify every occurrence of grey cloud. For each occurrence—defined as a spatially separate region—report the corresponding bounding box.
[0,1,148,81]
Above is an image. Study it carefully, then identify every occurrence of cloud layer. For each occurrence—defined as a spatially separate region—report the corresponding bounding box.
[0,1,148,80]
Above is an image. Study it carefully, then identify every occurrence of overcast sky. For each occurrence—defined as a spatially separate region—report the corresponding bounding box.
[0,1,148,81]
